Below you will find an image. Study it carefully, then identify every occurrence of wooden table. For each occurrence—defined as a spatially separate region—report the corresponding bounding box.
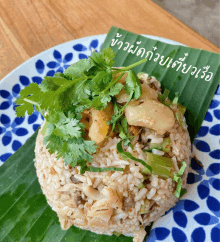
[0,0,219,81]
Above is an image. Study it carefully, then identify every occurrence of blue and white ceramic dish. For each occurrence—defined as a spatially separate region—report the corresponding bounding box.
[0,35,219,242]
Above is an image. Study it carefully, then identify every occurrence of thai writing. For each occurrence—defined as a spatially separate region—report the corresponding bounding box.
[111,33,213,81]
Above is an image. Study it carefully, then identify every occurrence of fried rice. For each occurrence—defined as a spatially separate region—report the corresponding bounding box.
[34,74,191,242]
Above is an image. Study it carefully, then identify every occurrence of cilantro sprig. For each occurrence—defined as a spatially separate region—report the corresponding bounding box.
[15,47,146,173]
[107,97,133,146]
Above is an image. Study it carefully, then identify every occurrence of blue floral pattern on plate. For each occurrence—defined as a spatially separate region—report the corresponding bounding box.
[46,50,73,76]
[0,35,219,242]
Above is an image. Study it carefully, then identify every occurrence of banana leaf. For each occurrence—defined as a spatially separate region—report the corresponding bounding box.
[101,27,220,142]
[0,27,219,242]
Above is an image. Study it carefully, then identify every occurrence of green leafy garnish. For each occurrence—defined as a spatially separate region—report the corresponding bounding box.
[107,97,133,146]
[107,67,145,145]
[158,88,170,103]
[15,47,146,173]
[175,110,184,127]
[139,200,151,214]
[173,161,187,198]
[80,163,123,174]
[124,70,142,99]
[178,104,186,115]
[138,183,145,189]
[172,92,179,105]
[41,121,49,136]
[117,140,152,174]
[86,167,123,172]
[15,83,44,116]
[91,72,125,110]
[180,188,187,197]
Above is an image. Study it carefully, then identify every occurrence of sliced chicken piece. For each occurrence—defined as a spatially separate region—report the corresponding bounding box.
[86,187,122,228]
[71,183,103,200]
[125,99,175,135]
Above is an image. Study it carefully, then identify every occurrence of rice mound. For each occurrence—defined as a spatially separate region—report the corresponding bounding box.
[34,75,191,242]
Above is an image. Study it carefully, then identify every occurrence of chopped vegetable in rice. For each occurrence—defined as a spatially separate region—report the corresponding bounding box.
[16,48,191,242]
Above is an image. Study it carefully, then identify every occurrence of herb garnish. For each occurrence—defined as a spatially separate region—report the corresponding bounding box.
[15,47,146,173]
[173,161,187,198]
[172,92,179,105]
[117,140,152,174]
[158,88,170,104]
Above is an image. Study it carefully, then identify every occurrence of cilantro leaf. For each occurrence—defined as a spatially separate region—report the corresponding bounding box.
[107,93,133,141]
[91,83,123,110]
[64,58,95,80]
[46,111,84,140]
[40,79,79,111]
[15,83,43,117]
[53,119,82,140]
[92,72,125,110]
[90,71,112,96]
[92,82,123,110]
[109,82,123,96]
[107,98,123,127]
[102,47,115,67]
[43,110,96,168]
[49,77,73,86]
[39,76,60,92]
[44,131,96,167]
[124,70,142,99]
[71,79,91,104]
[92,93,111,110]
[43,125,63,154]
[89,47,115,68]
[118,116,131,146]
[117,121,131,146]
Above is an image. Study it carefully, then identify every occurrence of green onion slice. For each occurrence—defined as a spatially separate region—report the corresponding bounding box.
[173,161,187,198]
[143,152,173,178]
[172,92,179,105]
[86,166,123,172]
[178,104,186,115]
[158,89,170,103]
[41,121,49,136]
[117,140,152,174]
[150,137,171,153]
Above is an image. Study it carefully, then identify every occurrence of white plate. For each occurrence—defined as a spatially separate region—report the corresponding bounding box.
[0,34,219,242]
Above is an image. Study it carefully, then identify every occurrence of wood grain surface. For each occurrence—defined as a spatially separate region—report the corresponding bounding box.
[0,0,219,80]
